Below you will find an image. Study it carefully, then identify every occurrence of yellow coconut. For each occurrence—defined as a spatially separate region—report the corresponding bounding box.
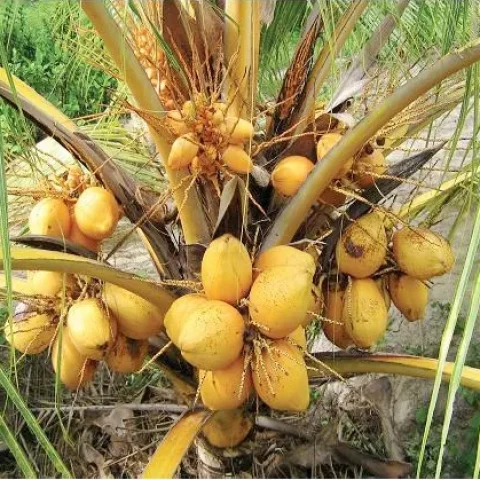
[335,213,387,278]
[27,271,76,297]
[5,312,55,354]
[200,354,252,410]
[322,285,354,349]
[74,187,119,240]
[51,328,97,390]
[254,245,316,279]
[387,274,428,322]
[29,198,71,238]
[201,234,253,305]
[392,227,455,280]
[316,132,353,178]
[202,410,253,448]
[354,149,386,188]
[164,293,207,346]
[67,298,117,360]
[252,339,309,411]
[271,156,315,197]
[343,278,387,348]
[178,300,245,370]
[286,326,307,350]
[165,110,189,136]
[167,133,199,169]
[103,283,166,340]
[221,145,254,174]
[106,333,148,373]
[225,117,254,143]
[303,285,323,327]
[249,266,313,338]
[69,217,100,252]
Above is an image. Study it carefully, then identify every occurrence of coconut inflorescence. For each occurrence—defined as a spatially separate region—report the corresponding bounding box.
[160,95,255,182]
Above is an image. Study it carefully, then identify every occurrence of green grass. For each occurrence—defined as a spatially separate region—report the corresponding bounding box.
[0,0,117,154]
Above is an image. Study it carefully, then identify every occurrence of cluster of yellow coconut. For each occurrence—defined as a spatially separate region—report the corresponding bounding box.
[164,235,321,413]
[271,131,386,206]
[165,96,255,180]
[28,167,120,253]
[5,278,165,390]
[323,212,455,349]
[6,173,169,389]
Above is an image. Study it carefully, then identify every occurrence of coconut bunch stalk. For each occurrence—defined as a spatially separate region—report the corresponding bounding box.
[1,0,480,477]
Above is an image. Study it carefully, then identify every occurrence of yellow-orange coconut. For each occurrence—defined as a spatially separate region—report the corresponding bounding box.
[388,273,428,322]
[103,283,166,340]
[201,234,253,305]
[335,213,387,278]
[392,227,454,280]
[67,298,117,360]
[106,333,148,373]
[343,279,387,348]
[252,340,309,411]
[249,266,313,338]
[200,354,252,410]
[178,300,245,371]
[51,329,97,390]
[29,198,71,238]
[74,187,119,240]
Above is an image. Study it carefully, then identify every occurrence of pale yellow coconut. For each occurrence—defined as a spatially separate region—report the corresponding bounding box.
[222,145,254,174]
[335,213,387,278]
[252,339,309,411]
[69,216,100,252]
[202,410,253,448]
[322,285,353,349]
[165,110,189,136]
[392,227,455,280]
[67,298,117,360]
[354,149,386,187]
[201,234,253,305]
[74,187,119,240]
[178,300,245,370]
[51,328,97,390]
[200,354,252,410]
[316,132,353,178]
[106,333,148,373]
[271,156,314,197]
[164,293,207,345]
[103,283,166,340]
[225,117,254,143]
[388,273,428,322]
[167,133,199,169]
[27,271,75,297]
[29,198,71,238]
[254,245,316,278]
[249,266,313,339]
[5,312,55,354]
[343,278,387,348]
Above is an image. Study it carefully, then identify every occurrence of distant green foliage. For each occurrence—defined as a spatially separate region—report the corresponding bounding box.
[0,0,117,153]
